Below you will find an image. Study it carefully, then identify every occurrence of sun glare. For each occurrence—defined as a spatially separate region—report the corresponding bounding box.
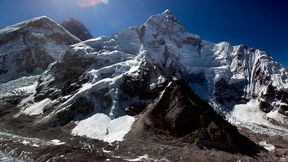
[76,0,109,8]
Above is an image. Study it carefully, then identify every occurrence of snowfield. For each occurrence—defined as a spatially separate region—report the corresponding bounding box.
[72,113,135,143]
[23,98,52,116]
[229,99,288,136]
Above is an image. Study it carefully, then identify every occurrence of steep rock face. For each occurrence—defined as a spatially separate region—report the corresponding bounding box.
[61,18,93,41]
[0,16,80,83]
[127,80,261,155]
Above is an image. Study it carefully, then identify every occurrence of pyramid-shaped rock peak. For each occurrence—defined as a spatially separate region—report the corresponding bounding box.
[127,80,262,155]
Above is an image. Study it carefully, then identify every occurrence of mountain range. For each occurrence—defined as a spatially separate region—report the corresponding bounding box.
[0,10,288,161]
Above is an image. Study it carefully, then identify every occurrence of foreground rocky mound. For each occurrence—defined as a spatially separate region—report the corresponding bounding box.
[128,80,262,155]
[0,16,80,83]
[61,18,93,41]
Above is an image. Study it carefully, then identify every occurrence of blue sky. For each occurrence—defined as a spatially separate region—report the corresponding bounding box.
[0,0,287,67]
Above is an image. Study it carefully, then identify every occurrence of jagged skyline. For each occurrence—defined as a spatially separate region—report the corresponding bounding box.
[0,0,287,67]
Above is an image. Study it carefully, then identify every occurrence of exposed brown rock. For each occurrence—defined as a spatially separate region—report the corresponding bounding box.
[128,80,262,156]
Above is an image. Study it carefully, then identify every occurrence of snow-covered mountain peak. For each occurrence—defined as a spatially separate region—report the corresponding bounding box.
[144,10,180,32]
[0,16,80,83]
[161,9,178,22]
[0,16,79,41]
[162,9,172,14]
[0,16,50,35]
[135,11,288,129]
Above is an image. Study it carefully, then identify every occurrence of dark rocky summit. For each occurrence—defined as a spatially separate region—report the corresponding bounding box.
[61,18,93,41]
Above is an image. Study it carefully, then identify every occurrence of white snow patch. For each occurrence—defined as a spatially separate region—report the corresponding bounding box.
[267,109,288,125]
[72,113,135,143]
[124,154,170,162]
[44,42,69,60]
[72,113,110,140]
[21,140,40,147]
[229,73,246,84]
[259,141,275,151]
[125,154,149,162]
[32,143,40,147]
[23,98,51,115]
[0,75,39,98]
[229,99,288,136]
[104,115,136,143]
[21,140,29,145]
[149,83,156,89]
[102,148,112,153]
[48,139,66,145]
[231,99,267,125]
[17,83,37,94]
